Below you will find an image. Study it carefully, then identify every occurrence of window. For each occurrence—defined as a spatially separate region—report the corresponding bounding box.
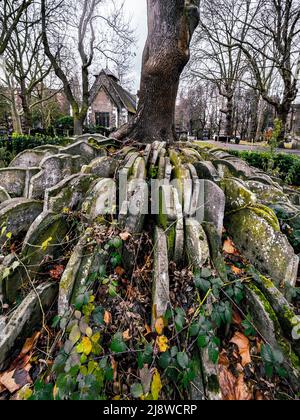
[95,112,110,128]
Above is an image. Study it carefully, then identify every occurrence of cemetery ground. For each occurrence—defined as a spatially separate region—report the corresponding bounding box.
[0,134,299,400]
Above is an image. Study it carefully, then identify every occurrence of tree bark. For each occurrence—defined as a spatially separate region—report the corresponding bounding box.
[74,113,84,136]
[114,0,200,144]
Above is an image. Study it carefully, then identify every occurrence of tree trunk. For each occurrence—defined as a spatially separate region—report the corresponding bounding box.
[224,95,234,138]
[114,0,200,144]
[74,114,84,136]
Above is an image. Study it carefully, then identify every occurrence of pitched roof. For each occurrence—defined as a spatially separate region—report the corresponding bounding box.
[89,69,137,114]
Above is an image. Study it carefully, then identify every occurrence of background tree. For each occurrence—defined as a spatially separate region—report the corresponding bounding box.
[233,0,300,139]
[0,0,33,55]
[41,0,135,135]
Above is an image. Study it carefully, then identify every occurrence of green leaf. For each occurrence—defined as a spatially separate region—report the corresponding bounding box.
[195,277,211,293]
[201,267,212,278]
[189,323,200,337]
[110,333,127,353]
[176,352,189,369]
[175,308,185,332]
[158,352,171,369]
[171,346,178,358]
[131,383,143,399]
[197,335,209,349]
[208,344,219,365]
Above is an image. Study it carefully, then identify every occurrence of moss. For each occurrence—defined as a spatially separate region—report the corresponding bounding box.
[249,204,280,232]
[220,178,256,211]
[248,283,280,326]
[167,226,176,256]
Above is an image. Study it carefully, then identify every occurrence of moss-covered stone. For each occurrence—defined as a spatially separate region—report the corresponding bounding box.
[226,208,299,288]
[220,178,257,211]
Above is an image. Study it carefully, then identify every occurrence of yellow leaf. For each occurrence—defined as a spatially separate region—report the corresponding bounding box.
[6,232,12,240]
[151,369,162,401]
[223,239,238,255]
[155,317,164,335]
[157,335,169,353]
[41,237,53,252]
[77,337,92,356]
[91,332,100,343]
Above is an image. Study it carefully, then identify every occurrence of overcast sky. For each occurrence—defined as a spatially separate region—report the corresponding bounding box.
[123,0,147,90]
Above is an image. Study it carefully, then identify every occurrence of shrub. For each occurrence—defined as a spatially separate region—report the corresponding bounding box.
[229,150,300,186]
[0,134,67,159]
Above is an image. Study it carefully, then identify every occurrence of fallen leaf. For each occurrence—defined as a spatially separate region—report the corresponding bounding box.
[151,369,162,400]
[144,324,152,336]
[120,232,131,241]
[223,239,238,255]
[0,368,32,394]
[49,265,65,280]
[123,329,132,342]
[219,366,252,400]
[140,366,152,395]
[19,332,40,359]
[76,337,92,356]
[232,310,243,326]
[218,350,230,367]
[231,265,242,275]
[154,317,164,335]
[104,311,112,325]
[235,374,253,400]
[156,335,169,353]
[230,332,251,366]
[115,266,125,277]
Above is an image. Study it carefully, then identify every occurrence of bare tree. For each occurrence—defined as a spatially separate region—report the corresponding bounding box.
[114,0,200,144]
[189,0,254,138]
[4,3,55,133]
[0,0,33,55]
[41,0,134,135]
[231,0,300,139]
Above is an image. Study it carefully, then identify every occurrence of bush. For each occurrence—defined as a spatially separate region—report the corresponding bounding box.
[229,150,300,186]
[0,134,67,159]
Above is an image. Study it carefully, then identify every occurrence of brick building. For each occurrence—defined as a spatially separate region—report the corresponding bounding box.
[88,69,137,130]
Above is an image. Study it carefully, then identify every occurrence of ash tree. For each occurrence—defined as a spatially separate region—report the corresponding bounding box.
[0,0,33,55]
[114,0,201,144]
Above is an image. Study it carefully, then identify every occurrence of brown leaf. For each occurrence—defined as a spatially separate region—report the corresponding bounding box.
[230,332,251,367]
[122,329,132,342]
[219,366,252,400]
[218,350,230,367]
[120,232,131,242]
[235,374,253,400]
[232,310,243,326]
[139,366,152,395]
[144,323,152,336]
[231,265,242,275]
[154,317,164,335]
[49,265,65,280]
[115,266,125,277]
[19,332,40,359]
[0,368,32,394]
[223,239,238,255]
[104,311,112,325]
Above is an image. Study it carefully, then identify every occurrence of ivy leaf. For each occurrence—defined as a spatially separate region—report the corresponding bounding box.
[158,352,171,369]
[208,342,219,365]
[189,323,200,337]
[175,308,185,332]
[69,325,81,345]
[76,337,92,356]
[197,335,209,349]
[131,383,143,399]
[176,352,189,369]
[201,267,212,278]
[110,333,127,353]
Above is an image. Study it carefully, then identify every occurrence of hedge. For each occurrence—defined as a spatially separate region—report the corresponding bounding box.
[0,134,67,167]
[229,150,300,186]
